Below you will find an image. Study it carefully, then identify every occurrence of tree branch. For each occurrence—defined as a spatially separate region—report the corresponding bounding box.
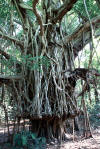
[52,0,78,24]
[74,8,88,22]
[73,31,100,57]
[14,19,22,26]
[96,0,100,9]
[0,75,23,86]
[32,0,44,36]
[65,16,100,43]
[0,31,23,48]
[12,0,26,26]
[12,0,30,30]
[0,75,23,80]
[63,16,100,57]
[0,49,10,59]
[76,83,89,98]
[0,48,22,73]
[64,68,100,85]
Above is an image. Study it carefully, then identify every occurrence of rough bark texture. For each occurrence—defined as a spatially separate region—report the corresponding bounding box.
[0,0,100,142]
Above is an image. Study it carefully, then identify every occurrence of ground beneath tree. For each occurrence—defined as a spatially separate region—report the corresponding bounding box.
[47,127,100,149]
[0,123,100,149]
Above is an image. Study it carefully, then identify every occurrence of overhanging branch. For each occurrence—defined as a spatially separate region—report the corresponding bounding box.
[0,31,24,48]
[73,31,100,57]
[0,75,23,80]
[64,15,100,57]
[64,68,100,86]
[0,75,23,86]
[65,15,100,43]
[0,48,22,73]
[52,0,78,23]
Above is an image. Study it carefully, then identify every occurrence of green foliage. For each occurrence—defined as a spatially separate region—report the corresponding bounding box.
[0,143,12,149]
[61,0,100,35]
[20,55,50,71]
[62,12,79,34]
[73,0,100,19]
[0,0,11,26]
[88,101,100,127]
[13,131,46,149]
[0,55,50,74]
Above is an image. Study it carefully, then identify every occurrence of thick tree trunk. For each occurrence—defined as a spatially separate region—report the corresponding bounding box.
[30,117,67,143]
[1,0,100,143]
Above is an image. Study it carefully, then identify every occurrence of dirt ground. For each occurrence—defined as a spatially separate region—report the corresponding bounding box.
[0,123,100,149]
[47,127,100,149]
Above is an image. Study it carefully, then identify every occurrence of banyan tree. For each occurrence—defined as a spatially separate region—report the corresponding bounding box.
[0,0,100,141]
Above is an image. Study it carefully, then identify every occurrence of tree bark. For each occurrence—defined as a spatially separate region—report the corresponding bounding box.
[0,0,100,142]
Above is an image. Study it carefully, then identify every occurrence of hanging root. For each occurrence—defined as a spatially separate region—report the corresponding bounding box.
[32,0,44,36]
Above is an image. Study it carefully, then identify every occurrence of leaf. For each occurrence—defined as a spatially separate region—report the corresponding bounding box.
[13,134,22,147]
[19,2,33,10]
[21,135,27,146]
[31,133,37,139]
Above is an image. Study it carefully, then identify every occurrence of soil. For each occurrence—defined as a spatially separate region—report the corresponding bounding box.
[47,127,100,149]
[0,122,100,149]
